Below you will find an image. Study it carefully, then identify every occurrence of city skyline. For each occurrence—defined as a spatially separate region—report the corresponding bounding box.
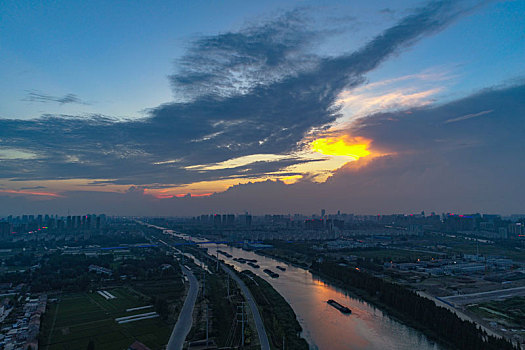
[1,0,524,215]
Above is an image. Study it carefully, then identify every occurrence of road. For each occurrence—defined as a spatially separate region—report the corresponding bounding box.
[441,286,525,305]
[139,220,270,349]
[220,263,271,350]
[167,265,199,350]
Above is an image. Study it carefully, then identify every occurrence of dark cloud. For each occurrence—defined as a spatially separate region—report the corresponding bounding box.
[170,10,321,101]
[23,90,89,105]
[1,1,474,188]
[318,83,525,214]
[351,84,525,155]
[2,82,523,215]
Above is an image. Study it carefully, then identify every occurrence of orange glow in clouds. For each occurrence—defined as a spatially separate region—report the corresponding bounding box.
[144,188,213,199]
[0,189,63,198]
[128,136,377,199]
[311,136,372,160]
[174,192,213,198]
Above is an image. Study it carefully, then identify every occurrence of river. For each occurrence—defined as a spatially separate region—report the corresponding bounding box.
[158,228,443,349]
[208,244,442,350]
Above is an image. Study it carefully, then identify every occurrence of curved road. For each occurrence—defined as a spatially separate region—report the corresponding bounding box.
[167,265,199,350]
[220,263,270,350]
[140,221,269,350]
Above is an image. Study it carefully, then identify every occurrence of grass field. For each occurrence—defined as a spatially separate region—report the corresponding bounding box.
[40,287,173,350]
[468,297,525,328]
[467,297,525,343]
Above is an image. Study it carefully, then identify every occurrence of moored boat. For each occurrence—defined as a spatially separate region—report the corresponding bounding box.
[263,268,279,278]
[327,299,351,314]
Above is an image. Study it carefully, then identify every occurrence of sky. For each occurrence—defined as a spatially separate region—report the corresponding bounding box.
[0,0,524,216]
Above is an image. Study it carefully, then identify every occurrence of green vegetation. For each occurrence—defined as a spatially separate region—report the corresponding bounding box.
[239,270,308,350]
[36,245,186,349]
[468,297,525,331]
[312,260,520,350]
[0,221,193,350]
[206,272,252,347]
[40,287,175,350]
[261,240,316,267]
[181,250,257,349]
[188,270,258,348]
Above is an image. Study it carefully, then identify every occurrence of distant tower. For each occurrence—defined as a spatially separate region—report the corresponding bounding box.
[321,209,326,218]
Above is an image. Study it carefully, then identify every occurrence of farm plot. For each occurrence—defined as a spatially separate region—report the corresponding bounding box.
[40,287,172,350]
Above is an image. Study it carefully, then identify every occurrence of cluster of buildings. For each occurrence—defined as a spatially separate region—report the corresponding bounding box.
[181,211,525,241]
[0,214,108,240]
[384,255,521,278]
[88,264,113,276]
[193,213,249,227]
[0,294,47,350]
[315,238,375,250]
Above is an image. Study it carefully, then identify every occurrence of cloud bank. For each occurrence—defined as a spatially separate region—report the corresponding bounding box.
[1,2,468,187]
[23,90,89,105]
[1,82,523,215]
[3,1,521,215]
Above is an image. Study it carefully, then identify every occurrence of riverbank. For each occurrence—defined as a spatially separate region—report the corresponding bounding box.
[253,249,310,269]
[245,246,510,349]
[189,241,453,349]
[237,269,309,350]
[256,249,448,347]
[310,266,452,349]
[238,246,441,346]
[245,246,520,350]
[312,261,518,350]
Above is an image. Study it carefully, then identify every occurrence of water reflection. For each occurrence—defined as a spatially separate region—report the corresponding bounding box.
[204,244,442,350]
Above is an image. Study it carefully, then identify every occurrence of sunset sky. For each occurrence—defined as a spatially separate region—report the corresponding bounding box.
[1,0,524,215]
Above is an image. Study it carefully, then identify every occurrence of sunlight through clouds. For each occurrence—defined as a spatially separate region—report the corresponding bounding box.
[331,67,457,128]
[311,136,371,160]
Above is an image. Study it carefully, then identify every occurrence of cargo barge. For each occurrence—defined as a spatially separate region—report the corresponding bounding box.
[217,250,232,258]
[233,257,247,264]
[327,299,351,314]
[248,262,260,268]
[263,269,279,278]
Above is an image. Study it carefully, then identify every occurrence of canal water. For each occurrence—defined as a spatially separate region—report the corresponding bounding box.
[162,229,443,350]
[206,244,443,350]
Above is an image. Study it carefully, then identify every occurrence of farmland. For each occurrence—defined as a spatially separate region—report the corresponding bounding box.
[40,286,175,350]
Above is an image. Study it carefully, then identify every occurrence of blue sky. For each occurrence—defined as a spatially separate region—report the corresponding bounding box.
[0,0,524,215]
[3,0,522,119]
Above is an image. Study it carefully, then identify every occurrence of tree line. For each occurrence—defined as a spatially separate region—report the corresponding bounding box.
[239,270,309,350]
[311,260,519,350]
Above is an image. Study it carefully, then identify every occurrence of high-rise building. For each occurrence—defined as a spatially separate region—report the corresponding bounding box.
[0,222,11,239]
[213,214,221,227]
